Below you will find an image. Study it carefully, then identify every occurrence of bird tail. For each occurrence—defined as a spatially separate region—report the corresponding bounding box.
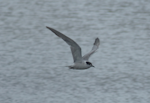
[66,66,74,69]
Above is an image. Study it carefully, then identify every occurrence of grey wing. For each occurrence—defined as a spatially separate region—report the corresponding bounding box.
[46,26,82,63]
[82,38,100,60]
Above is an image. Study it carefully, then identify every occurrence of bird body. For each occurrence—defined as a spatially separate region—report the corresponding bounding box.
[68,61,93,69]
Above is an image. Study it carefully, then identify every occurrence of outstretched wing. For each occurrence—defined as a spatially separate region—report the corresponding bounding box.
[46,26,82,63]
[82,38,100,60]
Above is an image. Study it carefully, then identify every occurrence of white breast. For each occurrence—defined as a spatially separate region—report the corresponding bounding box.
[73,62,91,69]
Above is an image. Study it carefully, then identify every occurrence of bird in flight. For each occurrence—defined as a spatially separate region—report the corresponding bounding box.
[46,26,100,70]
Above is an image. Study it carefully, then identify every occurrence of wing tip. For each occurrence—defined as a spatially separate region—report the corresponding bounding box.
[94,37,100,45]
[46,26,52,30]
[96,37,99,40]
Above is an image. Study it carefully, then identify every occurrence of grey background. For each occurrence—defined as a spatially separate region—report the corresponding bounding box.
[0,0,150,103]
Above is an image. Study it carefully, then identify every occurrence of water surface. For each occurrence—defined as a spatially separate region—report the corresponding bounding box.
[0,0,150,103]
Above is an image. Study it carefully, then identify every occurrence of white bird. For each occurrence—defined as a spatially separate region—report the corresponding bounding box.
[46,26,100,69]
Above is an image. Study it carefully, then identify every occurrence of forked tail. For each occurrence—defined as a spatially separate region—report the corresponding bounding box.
[66,66,74,69]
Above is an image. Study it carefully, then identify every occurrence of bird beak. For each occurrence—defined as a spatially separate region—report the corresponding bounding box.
[92,65,95,68]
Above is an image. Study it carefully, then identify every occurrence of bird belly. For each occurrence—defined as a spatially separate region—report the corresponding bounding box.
[71,63,90,69]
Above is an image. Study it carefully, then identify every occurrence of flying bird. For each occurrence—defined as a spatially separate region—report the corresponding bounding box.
[46,26,100,69]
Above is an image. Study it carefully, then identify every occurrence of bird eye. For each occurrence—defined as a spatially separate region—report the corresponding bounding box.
[86,62,91,65]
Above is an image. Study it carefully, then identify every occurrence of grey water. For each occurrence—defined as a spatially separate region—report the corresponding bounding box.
[0,0,150,103]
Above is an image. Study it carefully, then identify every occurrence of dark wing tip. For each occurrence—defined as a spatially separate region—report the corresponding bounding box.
[46,26,57,32]
[46,26,61,37]
[46,26,53,30]
[94,37,100,45]
[95,37,99,41]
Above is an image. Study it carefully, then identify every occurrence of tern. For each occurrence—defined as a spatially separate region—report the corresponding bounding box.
[46,26,100,69]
